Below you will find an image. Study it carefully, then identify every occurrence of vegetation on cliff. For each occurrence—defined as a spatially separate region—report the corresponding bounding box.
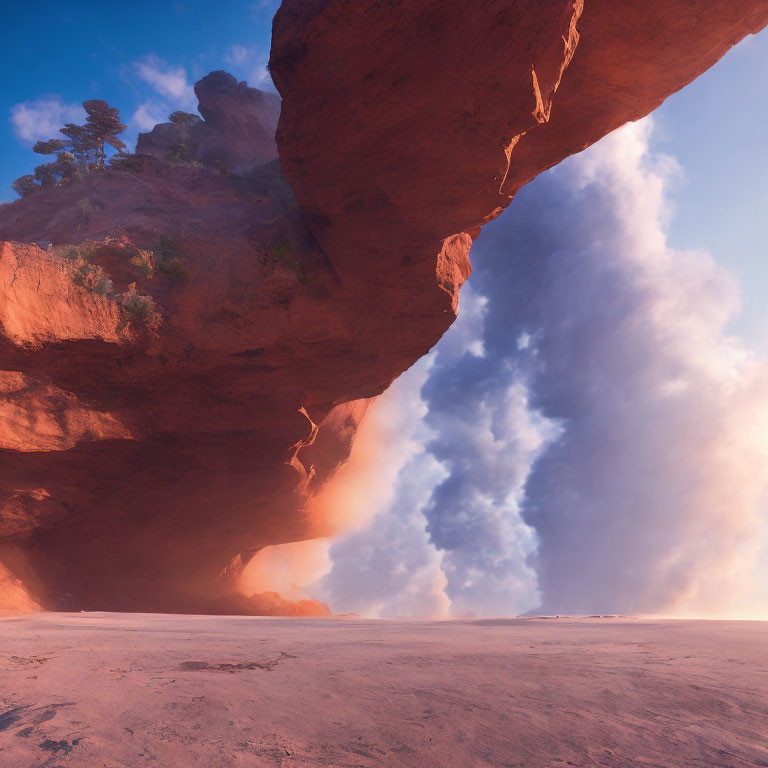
[12,100,127,197]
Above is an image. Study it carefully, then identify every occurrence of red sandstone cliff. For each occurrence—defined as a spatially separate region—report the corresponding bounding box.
[1,1,766,614]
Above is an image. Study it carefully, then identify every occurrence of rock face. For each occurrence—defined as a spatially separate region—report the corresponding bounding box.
[0,72,468,615]
[270,0,768,270]
[136,71,281,173]
[1,1,767,614]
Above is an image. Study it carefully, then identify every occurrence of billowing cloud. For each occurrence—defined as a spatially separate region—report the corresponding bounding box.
[302,118,768,619]
[482,120,768,617]
[310,358,452,618]
[315,446,452,619]
[9,97,84,145]
[305,285,549,619]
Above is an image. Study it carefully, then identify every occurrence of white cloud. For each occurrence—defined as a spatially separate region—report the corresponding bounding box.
[9,96,85,145]
[131,102,167,132]
[127,56,199,140]
[133,55,196,109]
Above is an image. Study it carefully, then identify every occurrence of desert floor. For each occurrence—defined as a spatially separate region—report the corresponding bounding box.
[0,614,765,767]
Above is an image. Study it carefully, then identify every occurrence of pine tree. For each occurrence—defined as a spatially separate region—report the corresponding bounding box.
[31,150,81,187]
[83,100,127,166]
[59,122,100,171]
[32,139,68,155]
[11,99,128,197]
[11,175,38,198]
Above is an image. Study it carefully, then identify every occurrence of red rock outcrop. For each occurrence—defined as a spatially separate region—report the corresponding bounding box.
[1,0,767,614]
[270,0,768,266]
[136,71,281,172]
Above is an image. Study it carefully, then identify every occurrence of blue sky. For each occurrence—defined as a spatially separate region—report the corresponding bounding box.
[1,3,766,346]
[652,29,768,352]
[0,0,278,201]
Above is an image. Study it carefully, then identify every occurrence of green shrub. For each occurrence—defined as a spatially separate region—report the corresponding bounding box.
[272,240,293,263]
[71,262,113,296]
[155,235,188,281]
[116,284,161,330]
[169,142,191,162]
[11,175,38,198]
[158,235,174,261]
[61,243,95,262]
[271,239,307,284]
[70,198,101,229]
[129,249,155,278]
[157,257,188,280]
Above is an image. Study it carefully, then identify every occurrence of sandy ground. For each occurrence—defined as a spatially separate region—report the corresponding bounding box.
[0,614,765,767]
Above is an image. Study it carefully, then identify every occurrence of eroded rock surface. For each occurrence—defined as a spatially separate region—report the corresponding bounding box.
[1,0,767,614]
[271,0,768,262]
[137,71,281,172]
[0,71,467,614]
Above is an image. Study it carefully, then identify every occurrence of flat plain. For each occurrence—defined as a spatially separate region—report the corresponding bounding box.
[0,614,765,767]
